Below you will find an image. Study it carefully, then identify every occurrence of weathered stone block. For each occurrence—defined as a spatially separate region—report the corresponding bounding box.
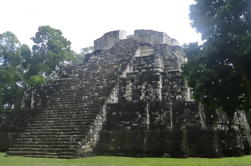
[94,30,126,50]
[134,30,179,46]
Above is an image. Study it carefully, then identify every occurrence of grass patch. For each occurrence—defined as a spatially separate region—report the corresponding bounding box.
[0,153,251,166]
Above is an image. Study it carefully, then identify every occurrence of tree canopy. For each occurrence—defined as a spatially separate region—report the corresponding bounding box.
[28,25,75,85]
[0,32,24,111]
[183,0,251,118]
[0,25,79,112]
[0,31,21,67]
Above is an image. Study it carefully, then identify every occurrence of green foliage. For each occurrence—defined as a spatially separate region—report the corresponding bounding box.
[20,44,32,70]
[28,25,75,84]
[0,26,77,113]
[0,32,23,112]
[72,46,93,64]
[183,0,251,117]
[190,0,250,40]
[29,75,46,86]
[183,43,247,116]
[0,31,21,67]
[70,51,83,65]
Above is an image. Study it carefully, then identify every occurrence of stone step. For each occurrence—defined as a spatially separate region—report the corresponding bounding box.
[21,131,83,135]
[30,120,93,126]
[25,125,89,131]
[14,140,80,145]
[17,135,83,141]
[28,121,84,126]
[18,134,82,139]
[33,116,97,122]
[53,91,109,96]
[53,98,106,102]
[9,147,76,153]
[37,110,99,115]
[7,151,76,158]
[34,115,97,120]
[37,110,100,116]
[52,87,110,92]
[15,139,82,144]
[43,106,100,110]
[32,114,97,120]
[31,119,95,125]
[38,111,100,116]
[23,128,83,133]
[44,104,103,110]
[22,155,75,159]
[25,125,84,130]
[30,121,93,127]
[31,117,93,122]
[49,101,105,106]
[12,144,78,149]
[41,108,100,112]
[36,113,99,118]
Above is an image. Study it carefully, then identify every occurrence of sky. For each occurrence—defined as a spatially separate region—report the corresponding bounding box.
[0,0,201,53]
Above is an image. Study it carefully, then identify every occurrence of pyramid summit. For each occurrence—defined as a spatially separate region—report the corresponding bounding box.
[94,29,179,50]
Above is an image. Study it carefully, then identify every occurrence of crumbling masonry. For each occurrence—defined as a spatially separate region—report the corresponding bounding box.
[7,30,251,158]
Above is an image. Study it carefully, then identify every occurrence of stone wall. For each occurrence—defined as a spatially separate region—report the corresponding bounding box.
[94,30,126,50]
[156,44,186,70]
[162,70,188,101]
[115,41,188,103]
[0,133,19,152]
[94,29,251,157]
[96,102,250,157]
[94,29,180,51]
[134,30,179,46]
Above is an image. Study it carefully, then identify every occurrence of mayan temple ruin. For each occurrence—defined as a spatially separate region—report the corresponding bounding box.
[6,30,251,158]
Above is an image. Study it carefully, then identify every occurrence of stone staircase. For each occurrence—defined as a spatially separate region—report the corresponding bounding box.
[7,39,140,158]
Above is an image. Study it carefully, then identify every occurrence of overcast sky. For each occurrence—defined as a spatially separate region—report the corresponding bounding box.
[0,0,201,53]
